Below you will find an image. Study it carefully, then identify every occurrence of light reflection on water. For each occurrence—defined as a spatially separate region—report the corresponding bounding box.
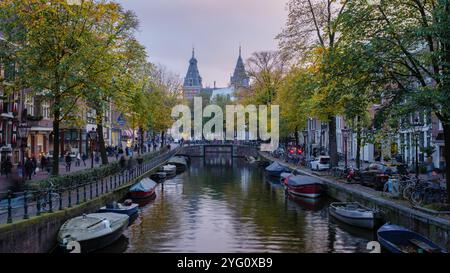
[103,156,374,253]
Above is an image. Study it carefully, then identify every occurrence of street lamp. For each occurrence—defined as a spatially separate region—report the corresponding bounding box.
[341,126,351,170]
[412,117,423,178]
[88,128,98,169]
[18,122,31,181]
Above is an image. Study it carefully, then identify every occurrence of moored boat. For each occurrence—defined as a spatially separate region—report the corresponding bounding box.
[129,178,158,199]
[265,162,290,178]
[167,156,188,173]
[58,213,129,253]
[377,223,446,253]
[329,202,380,229]
[150,172,167,183]
[283,175,324,198]
[160,164,177,178]
[97,200,139,225]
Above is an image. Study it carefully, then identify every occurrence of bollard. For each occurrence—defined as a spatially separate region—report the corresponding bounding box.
[90,182,93,199]
[7,191,12,223]
[83,184,87,202]
[59,190,63,211]
[76,186,80,205]
[23,191,29,220]
[48,189,53,213]
[36,193,41,216]
[68,188,72,208]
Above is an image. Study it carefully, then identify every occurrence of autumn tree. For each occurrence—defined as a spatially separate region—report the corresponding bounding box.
[277,0,349,167]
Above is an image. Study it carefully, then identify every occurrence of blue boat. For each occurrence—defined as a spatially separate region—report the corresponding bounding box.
[377,223,446,253]
[98,200,139,225]
[265,162,291,178]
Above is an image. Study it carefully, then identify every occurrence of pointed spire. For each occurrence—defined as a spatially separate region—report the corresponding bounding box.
[231,45,249,88]
[192,47,195,58]
[239,44,242,57]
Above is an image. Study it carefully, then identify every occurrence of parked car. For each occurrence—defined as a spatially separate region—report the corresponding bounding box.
[310,156,331,171]
[360,163,395,190]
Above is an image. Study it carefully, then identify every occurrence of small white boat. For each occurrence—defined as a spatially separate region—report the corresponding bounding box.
[329,202,380,229]
[58,213,129,253]
[160,164,177,177]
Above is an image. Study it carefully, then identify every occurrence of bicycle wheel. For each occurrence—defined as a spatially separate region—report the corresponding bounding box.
[403,185,414,200]
[410,191,424,206]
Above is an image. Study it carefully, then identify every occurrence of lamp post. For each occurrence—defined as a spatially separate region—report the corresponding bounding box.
[88,128,98,169]
[320,122,328,155]
[412,118,423,178]
[342,126,351,170]
[18,123,31,181]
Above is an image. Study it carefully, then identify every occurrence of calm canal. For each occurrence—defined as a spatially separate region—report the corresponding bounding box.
[102,156,375,253]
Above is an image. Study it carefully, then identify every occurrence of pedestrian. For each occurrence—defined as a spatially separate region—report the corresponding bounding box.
[81,153,87,167]
[76,152,81,167]
[24,157,34,180]
[94,152,100,164]
[2,157,12,178]
[65,153,72,172]
[32,157,37,175]
[119,155,126,170]
[40,155,47,171]
[425,156,437,181]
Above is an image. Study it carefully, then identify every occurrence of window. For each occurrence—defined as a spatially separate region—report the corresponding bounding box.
[25,93,34,116]
[41,100,50,119]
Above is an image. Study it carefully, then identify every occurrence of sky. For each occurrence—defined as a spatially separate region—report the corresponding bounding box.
[116,0,289,87]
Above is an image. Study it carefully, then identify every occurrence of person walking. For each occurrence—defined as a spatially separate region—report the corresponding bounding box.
[65,153,72,172]
[81,153,87,167]
[76,152,81,167]
[24,157,34,180]
[32,157,37,176]
[2,157,12,178]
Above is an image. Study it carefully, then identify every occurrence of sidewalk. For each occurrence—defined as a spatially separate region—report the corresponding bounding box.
[0,147,164,193]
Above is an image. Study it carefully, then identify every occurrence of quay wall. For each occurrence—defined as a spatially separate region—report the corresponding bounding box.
[259,152,450,251]
[0,156,172,253]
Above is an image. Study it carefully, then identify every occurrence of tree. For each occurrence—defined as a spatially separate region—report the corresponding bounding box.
[341,0,450,200]
[277,0,349,167]
[0,0,131,175]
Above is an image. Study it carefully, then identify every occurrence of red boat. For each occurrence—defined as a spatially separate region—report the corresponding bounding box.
[129,178,158,199]
[283,174,324,198]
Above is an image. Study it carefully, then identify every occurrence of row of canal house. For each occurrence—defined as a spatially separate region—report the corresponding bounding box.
[301,105,445,171]
[0,34,136,167]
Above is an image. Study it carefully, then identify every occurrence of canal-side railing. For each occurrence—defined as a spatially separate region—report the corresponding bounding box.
[0,148,179,225]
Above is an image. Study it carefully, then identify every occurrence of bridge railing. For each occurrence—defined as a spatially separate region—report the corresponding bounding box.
[0,148,178,225]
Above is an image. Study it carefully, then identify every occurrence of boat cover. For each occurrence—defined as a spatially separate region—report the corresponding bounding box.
[265,162,290,172]
[168,156,188,166]
[287,175,323,186]
[129,178,157,192]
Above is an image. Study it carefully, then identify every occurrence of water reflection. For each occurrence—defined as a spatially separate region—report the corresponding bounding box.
[113,156,372,253]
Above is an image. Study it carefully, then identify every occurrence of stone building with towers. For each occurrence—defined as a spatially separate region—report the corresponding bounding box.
[182,47,250,101]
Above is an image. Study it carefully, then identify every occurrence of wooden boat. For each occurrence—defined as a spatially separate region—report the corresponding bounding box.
[58,213,129,253]
[128,178,158,199]
[329,202,380,229]
[283,175,324,198]
[160,164,176,177]
[265,162,291,178]
[150,172,167,183]
[97,200,139,225]
[377,223,447,253]
[167,156,188,173]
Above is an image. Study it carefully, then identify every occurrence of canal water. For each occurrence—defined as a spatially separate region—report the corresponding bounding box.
[102,156,375,253]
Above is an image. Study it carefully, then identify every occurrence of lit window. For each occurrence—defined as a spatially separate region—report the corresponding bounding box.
[25,93,34,116]
[42,100,50,119]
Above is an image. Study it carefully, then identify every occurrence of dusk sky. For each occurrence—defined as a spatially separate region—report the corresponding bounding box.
[117,0,288,87]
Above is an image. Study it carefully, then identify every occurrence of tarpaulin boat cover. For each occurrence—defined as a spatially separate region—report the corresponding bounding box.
[265,162,290,172]
[287,175,323,186]
[168,157,188,166]
[130,178,157,192]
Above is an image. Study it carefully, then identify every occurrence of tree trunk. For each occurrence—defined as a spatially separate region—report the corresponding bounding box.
[96,114,108,165]
[139,127,144,155]
[294,127,299,148]
[355,116,361,170]
[160,131,165,148]
[52,98,60,176]
[443,122,450,203]
[328,116,338,168]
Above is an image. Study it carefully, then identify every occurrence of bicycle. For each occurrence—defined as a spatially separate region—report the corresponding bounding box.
[36,181,61,212]
[410,180,447,206]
